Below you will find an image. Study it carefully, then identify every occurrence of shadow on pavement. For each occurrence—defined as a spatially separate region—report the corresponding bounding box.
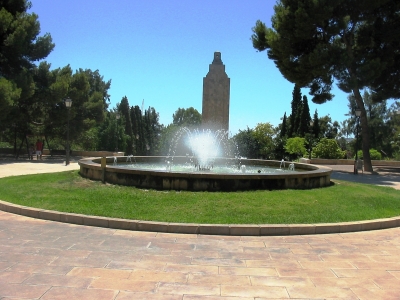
[330,169,400,189]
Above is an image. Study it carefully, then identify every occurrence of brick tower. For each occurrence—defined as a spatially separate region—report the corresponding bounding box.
[202,52,230,132]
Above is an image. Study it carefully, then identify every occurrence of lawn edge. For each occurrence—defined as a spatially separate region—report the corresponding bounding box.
[0,199,399,236]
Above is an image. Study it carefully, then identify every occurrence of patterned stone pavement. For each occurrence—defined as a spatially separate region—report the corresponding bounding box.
[1,212,400,299]
[0,157,400,299]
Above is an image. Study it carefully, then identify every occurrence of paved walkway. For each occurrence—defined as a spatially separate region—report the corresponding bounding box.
[0,156,81,178]
[0,158,400,299]
[327,164,400,190]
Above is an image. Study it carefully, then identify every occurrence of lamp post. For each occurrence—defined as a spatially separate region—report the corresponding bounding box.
[115,113,120,153]
[354,108,361,174]
[12,123,17,157]
[65,98,72,166]
[309,120,314,159]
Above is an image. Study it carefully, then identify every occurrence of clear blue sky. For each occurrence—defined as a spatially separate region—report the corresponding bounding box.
[31,0,358,135]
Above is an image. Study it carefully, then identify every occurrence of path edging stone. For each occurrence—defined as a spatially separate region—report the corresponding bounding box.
[1,199,399,236]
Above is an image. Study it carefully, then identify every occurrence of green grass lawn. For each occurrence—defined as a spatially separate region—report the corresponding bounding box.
[0,170,399,224]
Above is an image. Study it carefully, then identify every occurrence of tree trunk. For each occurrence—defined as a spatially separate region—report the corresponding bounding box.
[343,33,373,172]
[353,88,373,172]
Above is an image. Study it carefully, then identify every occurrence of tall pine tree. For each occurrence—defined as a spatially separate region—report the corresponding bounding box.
[119,96,134,154]
[130,105,145,155]
[312,110,320,140]
[280,112,288,137]
[143,107,162,155]
[297,95,311,137]
[0,0,54,123]
[289,84,302,137]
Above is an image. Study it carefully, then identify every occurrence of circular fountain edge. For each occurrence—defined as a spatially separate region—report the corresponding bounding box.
[78,156,332,191]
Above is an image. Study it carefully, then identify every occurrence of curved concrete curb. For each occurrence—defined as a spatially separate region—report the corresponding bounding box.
[1,200,399,236]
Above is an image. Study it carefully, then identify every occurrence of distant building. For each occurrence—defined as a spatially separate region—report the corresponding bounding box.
[202,52,230,132]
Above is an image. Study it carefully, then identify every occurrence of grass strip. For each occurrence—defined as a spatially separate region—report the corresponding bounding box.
[0,170,399,224]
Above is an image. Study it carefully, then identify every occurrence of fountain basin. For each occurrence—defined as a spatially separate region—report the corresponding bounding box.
[79,156,332,191]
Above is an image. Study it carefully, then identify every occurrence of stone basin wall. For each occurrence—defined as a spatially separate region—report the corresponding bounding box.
[79,156,332,191]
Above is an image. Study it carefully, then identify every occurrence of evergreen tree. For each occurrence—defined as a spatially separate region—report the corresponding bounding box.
[143,107,162,155]
[159,124,180,156]
[65,69,109,149]
[119,96,133,154]
[346,91,393,156]
[298,95,311,137]
[361,91,390,153]
[318,115,340,139]
[233,127,259,159]
[82,69,111,110]
[130,105,145,155]
[0,0,54,145]
[172,107,201,127]
[97,112,113,151]
[0,0,54,104]
[312,110,320,140]
[289,84,302,137]
[272,135,286,160]
[253,122,275,158]
[280,112,287,137]
[251,0,400,171]
[31,67,109,152]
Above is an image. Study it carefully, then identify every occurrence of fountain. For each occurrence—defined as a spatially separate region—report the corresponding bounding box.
[126,155,134,164]
[79,128,332,191]
[164,127,230,171]
[280,159,285,169]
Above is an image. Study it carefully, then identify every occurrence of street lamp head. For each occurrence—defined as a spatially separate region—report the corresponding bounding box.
[355,108,361,117]
[65,98,72,108]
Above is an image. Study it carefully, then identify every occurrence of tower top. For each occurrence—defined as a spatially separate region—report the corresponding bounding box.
[212,52,223,65]
[202,51,230,132]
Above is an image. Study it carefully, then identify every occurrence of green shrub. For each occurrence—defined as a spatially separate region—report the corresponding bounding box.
[313,138,345,159]
[394,151,400,161]
[285,137,307,158]
[357,149,382,160]
[0,142,12,148]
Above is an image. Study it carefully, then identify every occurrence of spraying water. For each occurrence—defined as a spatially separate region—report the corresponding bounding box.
[166,127,231,170]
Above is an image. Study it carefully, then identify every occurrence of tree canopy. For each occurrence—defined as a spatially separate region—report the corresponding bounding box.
[313,138,345,159]
[0,0,54,120]
[251,0,400,171]
[233,127,259,159]
[251,0,399,104]
[285,137,307,158]
[172,107,201,127]
[252,122,275,158]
